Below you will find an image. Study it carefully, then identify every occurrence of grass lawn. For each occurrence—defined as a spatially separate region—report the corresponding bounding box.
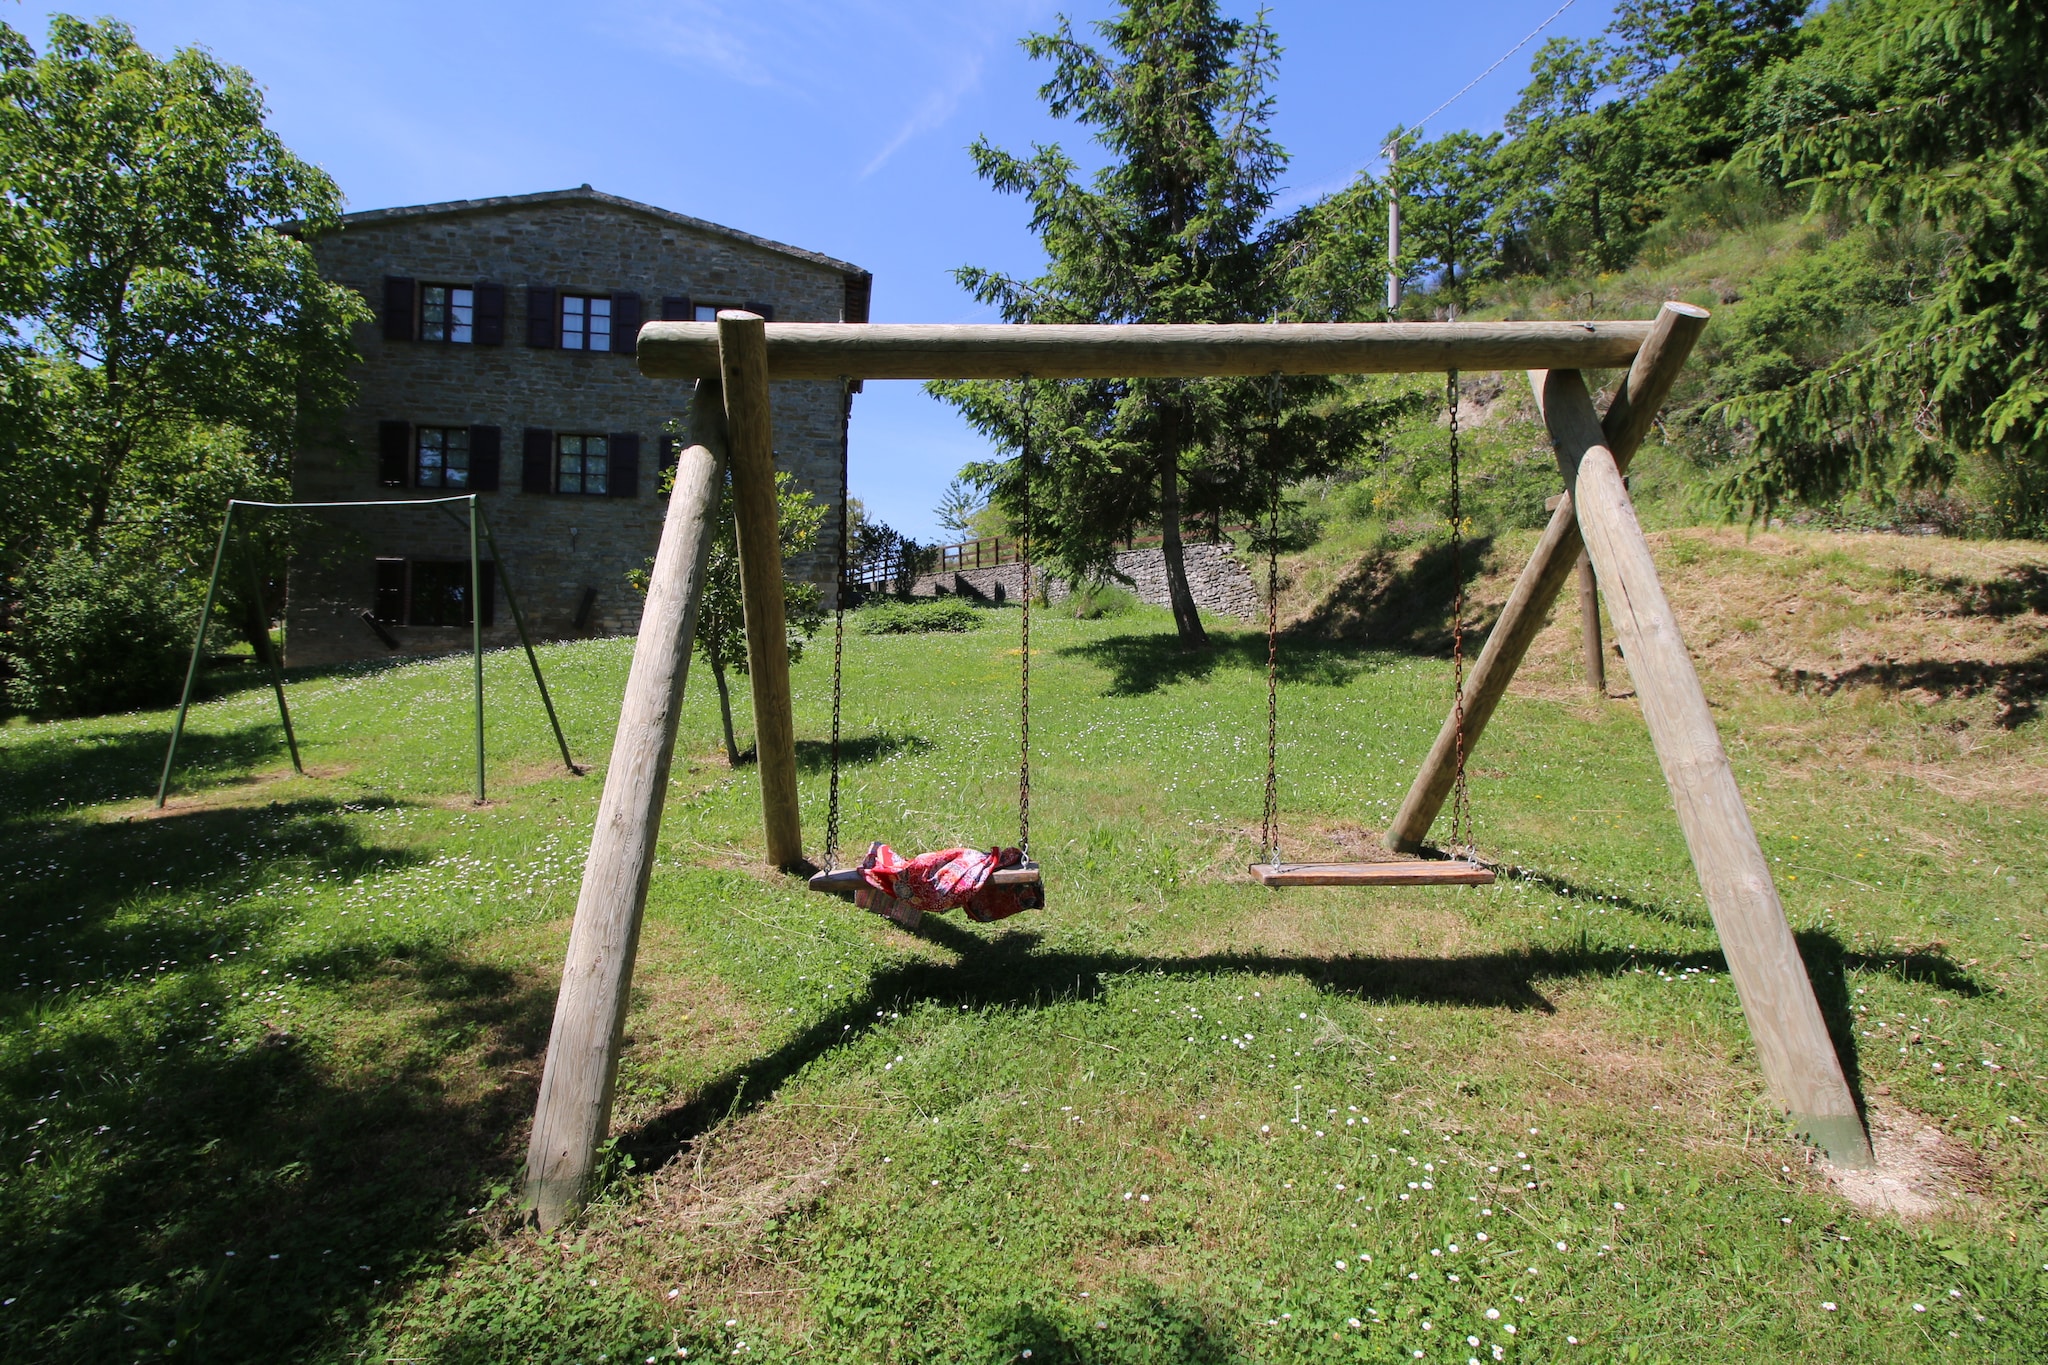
[3,528,2045,1363]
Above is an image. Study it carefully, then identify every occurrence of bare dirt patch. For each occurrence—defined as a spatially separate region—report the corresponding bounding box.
[1826,1101,1989,1219]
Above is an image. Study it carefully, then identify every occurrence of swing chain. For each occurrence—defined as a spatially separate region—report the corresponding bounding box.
[824,379,853,872]
[1018,376,1033,857]
[1447,368,1473,859]
[1261,371,1283,868]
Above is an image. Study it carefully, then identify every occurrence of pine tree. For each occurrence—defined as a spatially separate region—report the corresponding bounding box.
[933,0,1295,649]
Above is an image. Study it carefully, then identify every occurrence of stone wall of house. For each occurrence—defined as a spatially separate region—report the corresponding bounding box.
[905,543,1261,622]
[287,190,861,667]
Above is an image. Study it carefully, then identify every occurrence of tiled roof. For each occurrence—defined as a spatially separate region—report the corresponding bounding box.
[332,185,868,278]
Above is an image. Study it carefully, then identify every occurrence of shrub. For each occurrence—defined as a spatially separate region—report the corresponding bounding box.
[5,547,195,716]
[1067,580,1139,619]
[853,597,987,635]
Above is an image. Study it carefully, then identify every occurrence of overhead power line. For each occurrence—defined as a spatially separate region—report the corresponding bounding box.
[1369,0,1579,169]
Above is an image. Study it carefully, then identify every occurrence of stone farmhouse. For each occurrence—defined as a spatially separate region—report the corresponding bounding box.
[286,185,870,667]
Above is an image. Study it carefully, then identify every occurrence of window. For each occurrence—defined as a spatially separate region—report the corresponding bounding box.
[561,294,611,351]
[691,301,773,322]
[370,559,495,627]
[556,434,609,495]
[414,426,470,488]
[420,285,474,342]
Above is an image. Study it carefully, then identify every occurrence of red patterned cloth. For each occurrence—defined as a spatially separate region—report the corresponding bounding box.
[853,841,1043,927]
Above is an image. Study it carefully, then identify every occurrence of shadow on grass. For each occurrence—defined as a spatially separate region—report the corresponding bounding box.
[1058,633,1395,698]
[1775,645,2048,728]
[965,1286,1247,1364]
[620,913,1981,1180]
[794,730,935,773]
[0,797,554,1365]
[1293,534,1500,655]
[1060,536,1496,697]
[0,720,288,818]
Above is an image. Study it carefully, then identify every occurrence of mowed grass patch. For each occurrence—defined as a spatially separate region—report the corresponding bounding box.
[3,535,2047,1363]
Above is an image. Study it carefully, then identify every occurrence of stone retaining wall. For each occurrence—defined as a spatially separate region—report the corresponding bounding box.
[905,543,1260,622]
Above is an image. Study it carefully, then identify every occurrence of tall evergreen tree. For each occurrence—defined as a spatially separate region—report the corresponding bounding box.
[1727,0,2048,530]
[935,0,1344,649]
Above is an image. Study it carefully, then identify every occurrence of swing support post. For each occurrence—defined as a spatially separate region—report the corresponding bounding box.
[718,310,806,871]
[525,380,729,1229]
[239,536,303,775]
[477,503,581,775]
[156,506,238,808]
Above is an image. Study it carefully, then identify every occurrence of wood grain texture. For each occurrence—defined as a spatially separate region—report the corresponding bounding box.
[718,311,805,870]
[524,381,728,1229]
[1542,367,1871,1167]
[1577,552,1606,695]
[637,320,1654,381]
[1250,862,1496,887]
[1385,302,1709,853]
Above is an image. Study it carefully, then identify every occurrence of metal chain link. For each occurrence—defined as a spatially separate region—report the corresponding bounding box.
[1017,377,1033,856]
[823,379,853,871]
[1261,372,1283,867]
[1447,368,1473,859]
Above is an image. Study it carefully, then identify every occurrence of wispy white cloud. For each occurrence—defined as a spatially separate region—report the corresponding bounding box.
[604,0,779,89]
[861,52,985,178]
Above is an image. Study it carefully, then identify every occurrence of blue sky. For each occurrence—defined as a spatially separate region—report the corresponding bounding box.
[13,0,1618,540]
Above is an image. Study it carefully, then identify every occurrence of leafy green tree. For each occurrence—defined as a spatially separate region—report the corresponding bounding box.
[1489,2,1808,277]
[1392,130,1506,316]
[0,16,366,712]
[1268,171,1388,323]
[1725,0,2048,530]
[934,0,1304,649]
[1494,35,1649,272]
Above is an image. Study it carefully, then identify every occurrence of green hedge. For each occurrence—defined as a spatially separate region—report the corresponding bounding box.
[853,598,988,635]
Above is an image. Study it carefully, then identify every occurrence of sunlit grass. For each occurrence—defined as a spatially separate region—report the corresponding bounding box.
[3,583,2044,1363]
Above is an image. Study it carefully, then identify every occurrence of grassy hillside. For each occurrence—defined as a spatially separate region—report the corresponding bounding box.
[3,527,2045,1362]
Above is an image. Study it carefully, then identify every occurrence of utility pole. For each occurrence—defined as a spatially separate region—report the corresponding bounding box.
[1385,138,1402,317]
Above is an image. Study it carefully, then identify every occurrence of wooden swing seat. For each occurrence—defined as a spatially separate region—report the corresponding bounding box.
[808,861,1043,901]
[1249,860,1495,887]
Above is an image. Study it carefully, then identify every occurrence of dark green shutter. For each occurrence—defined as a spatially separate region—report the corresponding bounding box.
[469,425,501,490]
[608,433,639,498]
[522,428,554,493]
[382,277,414,341]
[525,287,556,347]
[473,283,505,345]
[377,421,410,487]
[612,291,641,356]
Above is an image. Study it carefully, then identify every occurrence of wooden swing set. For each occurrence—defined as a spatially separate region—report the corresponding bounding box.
[521,303,1872,1230]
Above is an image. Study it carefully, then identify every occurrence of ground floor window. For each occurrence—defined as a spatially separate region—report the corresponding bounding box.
[556,434,609,495]
[372,558,495,627]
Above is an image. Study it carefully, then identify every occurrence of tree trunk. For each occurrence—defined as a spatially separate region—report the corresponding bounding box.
[709,648,742,766]
[1158,448,1208,649]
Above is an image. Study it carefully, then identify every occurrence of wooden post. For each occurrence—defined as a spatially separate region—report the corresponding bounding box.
[524,381,729,1229]
[1542,367,1870,1167]
[1543,492,1607,697]
[1577,552,1605,695]
[717,310,805,870]
[1386,302,1709,854]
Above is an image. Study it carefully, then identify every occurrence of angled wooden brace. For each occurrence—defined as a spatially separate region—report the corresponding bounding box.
[525,379,730,1229]
[1537,366,1871,1167]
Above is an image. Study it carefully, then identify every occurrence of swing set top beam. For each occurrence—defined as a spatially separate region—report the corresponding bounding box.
[635,319,1655,383]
